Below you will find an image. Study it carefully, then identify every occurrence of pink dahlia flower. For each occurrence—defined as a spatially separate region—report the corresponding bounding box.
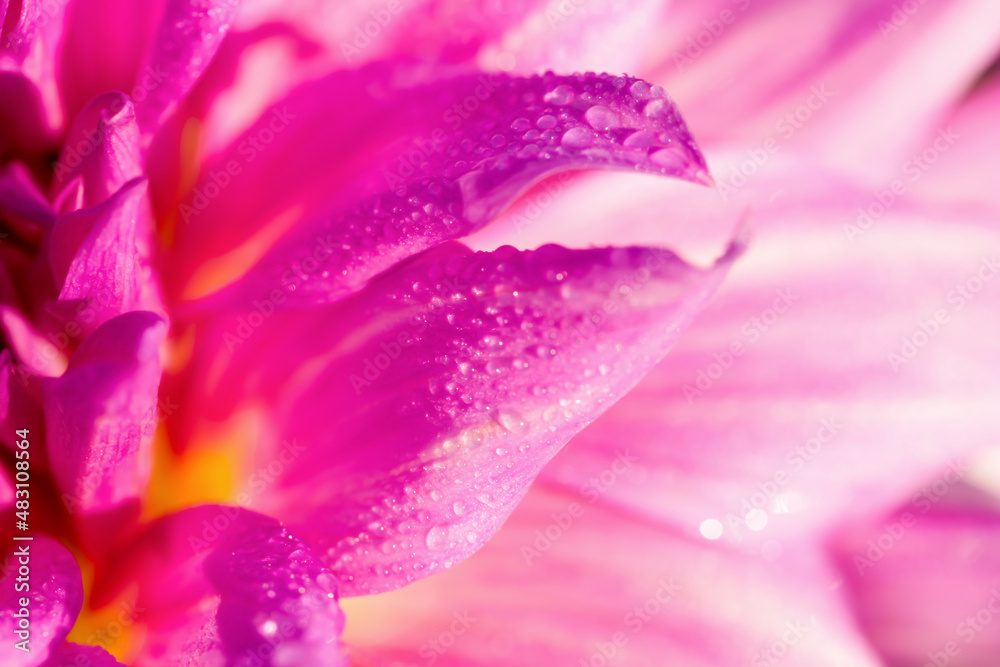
[1,0,999,666]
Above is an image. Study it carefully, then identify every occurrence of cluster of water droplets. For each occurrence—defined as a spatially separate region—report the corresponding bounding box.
[246,71,704,308]
[205,520,343,654]
[317,243,697,594]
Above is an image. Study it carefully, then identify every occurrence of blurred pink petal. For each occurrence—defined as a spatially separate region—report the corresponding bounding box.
[649,0,1000,181]
[0,305,68,376]
[233,0,665,74]
[0,349,46,457]
[57,0,167,124]
[133,0,241,138]
[832,486,1000,666]
[0,161,54,238]
[343,484,882,666]
[912,70,1000,215]
[524,157,1000,550]
[0,0,69,152]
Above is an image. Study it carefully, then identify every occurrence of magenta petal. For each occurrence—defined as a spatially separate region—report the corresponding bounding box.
[48,178,153,335]
[0,161,54,238]
[832,488,1000,665]
[0,305,68,377]
[134,0,240,138]
[41,643,125,667]
[96,507,346,666]
[0,536,82,667]
[0,349,46,459]
[40,311,166,542]
[51,92,141,211]
[56,0,167,124]
[176,69,709,307]
[214,239,740,595]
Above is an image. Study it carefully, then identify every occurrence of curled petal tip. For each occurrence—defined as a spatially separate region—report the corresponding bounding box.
[694,167,716,187]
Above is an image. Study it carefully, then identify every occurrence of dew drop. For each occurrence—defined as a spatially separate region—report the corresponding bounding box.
[536,114,558,130]
[584,105,620,131]
[426,525,448,550]
[644,98,667,118]
[623,130,657,149]
[629,81,651,99]
[544,84,575,106]
[511,117,532,132]
[561,127,594,148]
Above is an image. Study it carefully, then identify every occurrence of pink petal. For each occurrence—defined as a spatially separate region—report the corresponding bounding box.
[0,161,54,240]
[531,157,1000,551]
[0,349,46,461]
[189,239,738,595]
[342,484,882,666]
[50,92,142,212]
[831,484,1000,666]
[133,0,241,138]
[40,311,166,548]
[47,178,152,335]
[912,72,1000,216]
[57,0,168,124]
[178,69,709,308]
[0,0,67,153]
[94,507,346,666]
[41,643,125,666]
[232,0,666,74]
[0,536,82,667]
[0,305,68,377]
[649,0,1000,182]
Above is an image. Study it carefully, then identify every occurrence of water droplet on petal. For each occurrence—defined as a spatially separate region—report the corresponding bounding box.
[544,85,575,105]
[561,127,594,148]
[630,81,651,99]
[511,117,532,132]
[537,114,557,130]
[584,105,620,131]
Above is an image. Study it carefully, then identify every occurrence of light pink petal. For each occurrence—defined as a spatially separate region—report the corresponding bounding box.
[912,72,1000,216]
[134,0,241,138]
[649,0,1000,182]
[531,157,1000,552]
[50,92,142,212]
[185,239,738,595]
[47,178,153,335]
[93,506,346,666]
[831,485,1000,666]
[177,69,708,308]
[40,311,166,549]
[342,484,881,666]
[0,536,82,667]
